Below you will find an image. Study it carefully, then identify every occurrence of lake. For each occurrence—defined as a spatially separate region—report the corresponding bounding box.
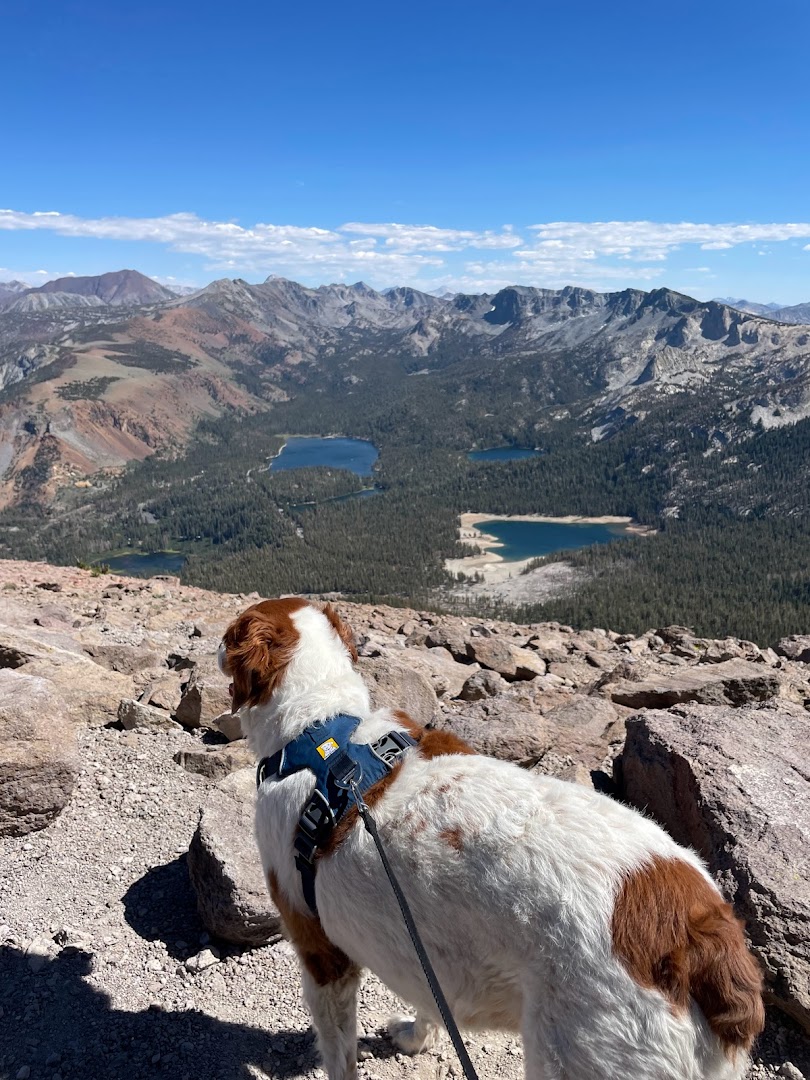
[468,447,543,462]
[270,437,378,476]
[478,519,632,561]
[100,551,187,577]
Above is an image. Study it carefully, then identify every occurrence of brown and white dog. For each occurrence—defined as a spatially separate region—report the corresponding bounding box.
[219,598,764,1080]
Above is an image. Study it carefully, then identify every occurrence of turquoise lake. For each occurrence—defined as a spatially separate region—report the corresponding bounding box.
[270,437,379,476]
[478,519,632,562]
[468,447,543,462]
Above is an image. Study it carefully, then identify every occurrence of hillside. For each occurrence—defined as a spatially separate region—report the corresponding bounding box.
[0,560,808,1080]
[3,275,810,502]
[0,275,809,640]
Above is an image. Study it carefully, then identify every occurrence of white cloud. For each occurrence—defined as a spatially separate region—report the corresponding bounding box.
[3,209,810,293]
[340,222,521,252]
[524,220,810,262]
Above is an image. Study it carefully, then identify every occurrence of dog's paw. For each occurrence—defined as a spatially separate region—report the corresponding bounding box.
[387,1014,441,1055]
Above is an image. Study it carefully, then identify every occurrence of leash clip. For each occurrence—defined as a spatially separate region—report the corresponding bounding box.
[328,748,363,791]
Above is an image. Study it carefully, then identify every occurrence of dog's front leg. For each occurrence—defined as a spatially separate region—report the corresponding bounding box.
[302,965,361,1080]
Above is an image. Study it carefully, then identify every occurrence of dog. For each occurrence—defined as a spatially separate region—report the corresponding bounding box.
[219,597,764,1080]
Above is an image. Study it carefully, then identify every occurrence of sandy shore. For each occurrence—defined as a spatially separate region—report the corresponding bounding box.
[447,512,651,585]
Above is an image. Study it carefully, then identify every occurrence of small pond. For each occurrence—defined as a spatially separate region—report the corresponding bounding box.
[270,437,379,476]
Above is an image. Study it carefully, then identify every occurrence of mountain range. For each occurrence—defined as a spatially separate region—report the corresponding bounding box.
[713,296,810,323]
[1,269,810,506]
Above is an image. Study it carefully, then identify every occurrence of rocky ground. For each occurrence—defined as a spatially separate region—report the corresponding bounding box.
[1,559,809,1080]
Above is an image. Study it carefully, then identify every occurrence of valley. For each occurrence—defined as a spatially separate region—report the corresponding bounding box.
[1,271,810,644]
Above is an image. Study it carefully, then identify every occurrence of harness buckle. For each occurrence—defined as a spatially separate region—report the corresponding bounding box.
[296,789,335,847]
[371,730,416,767]
[327,748,363,790]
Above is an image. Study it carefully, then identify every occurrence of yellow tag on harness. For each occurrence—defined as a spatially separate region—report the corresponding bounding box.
[316,738,340,759]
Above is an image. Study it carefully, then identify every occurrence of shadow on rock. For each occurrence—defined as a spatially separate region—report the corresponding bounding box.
[122,855,206,959]
[0,945,311,1080]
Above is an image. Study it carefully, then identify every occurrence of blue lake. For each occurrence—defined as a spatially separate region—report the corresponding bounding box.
[478,519,632,562]
[468,447,543,462]
[270,437,378,476]
[100,551,187,577]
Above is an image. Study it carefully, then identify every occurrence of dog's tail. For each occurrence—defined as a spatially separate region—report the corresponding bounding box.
[612,855,764,1056]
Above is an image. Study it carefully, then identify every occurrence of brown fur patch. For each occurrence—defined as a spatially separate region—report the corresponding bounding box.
[267,870,358,986]
[221,597,309,711]
[392,710,476,759]
[322,604,359,663]
[441,826,464,852]
[612,855,764,1054]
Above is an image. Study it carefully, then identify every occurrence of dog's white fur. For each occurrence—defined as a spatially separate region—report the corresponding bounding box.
[220,604,752,1080]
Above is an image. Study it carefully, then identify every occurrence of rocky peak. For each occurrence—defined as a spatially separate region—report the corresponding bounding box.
[0,558,808,1070]
[30,269,175,306]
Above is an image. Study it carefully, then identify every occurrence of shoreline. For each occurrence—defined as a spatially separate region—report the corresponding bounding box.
[447,512,653,585]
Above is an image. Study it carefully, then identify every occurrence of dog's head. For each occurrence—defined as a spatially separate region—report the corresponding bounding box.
[218,598,358,713]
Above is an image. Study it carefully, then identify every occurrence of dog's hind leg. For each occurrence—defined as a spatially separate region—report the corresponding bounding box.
[388,1012,441,1055]
[302,965,361,1080]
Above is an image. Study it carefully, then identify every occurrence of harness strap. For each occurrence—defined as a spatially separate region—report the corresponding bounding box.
[256,715,416,913]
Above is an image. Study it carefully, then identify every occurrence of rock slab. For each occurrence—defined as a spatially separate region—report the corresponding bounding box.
[187,767,281,946]
[609,659,783,709]
[623,701,810,1034]
[357,655,438,727]
[0,670,81,837]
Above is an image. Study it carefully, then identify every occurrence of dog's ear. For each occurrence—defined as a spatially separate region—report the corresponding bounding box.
[322,604,358,663]
[223,607,299,711]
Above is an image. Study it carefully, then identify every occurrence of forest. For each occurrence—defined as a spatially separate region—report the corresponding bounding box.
[1,330,809,647]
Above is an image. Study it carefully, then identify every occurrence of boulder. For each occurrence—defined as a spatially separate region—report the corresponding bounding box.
[465,636,519,677]
[175,666,231,730]
[0,624,133,726]
[437,702,550,766]
[187,768,282,946]
[608,659,784,709]
[0,670,81,837]
[424,625,470,663]
[465,637,546,681]
[142,674,184,713]
[404,647,477,700]
[776,636,810,664]
[212,711,243,742]
[456,669,506,701]
[174,742,254,781]
[356,655,438,727]
[118,699,183,732]
[547,658,598,688]
[525,630,569,665]
[83,643,162,674]
[542,695,624,770]
[622,701,810,1033]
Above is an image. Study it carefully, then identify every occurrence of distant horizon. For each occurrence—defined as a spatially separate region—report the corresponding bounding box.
[0,264,796,309]
[2,212,810,307]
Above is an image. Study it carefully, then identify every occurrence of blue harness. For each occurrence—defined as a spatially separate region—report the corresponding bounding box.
[255,714,416,913]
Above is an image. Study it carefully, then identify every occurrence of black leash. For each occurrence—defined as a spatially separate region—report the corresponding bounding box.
[350,781,481,1080]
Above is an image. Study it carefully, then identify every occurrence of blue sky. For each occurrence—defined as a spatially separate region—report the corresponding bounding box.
[2,0,809,301]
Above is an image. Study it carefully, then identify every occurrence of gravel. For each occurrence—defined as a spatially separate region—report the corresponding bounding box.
[0,726,529,1080]
[1,559,807,1078]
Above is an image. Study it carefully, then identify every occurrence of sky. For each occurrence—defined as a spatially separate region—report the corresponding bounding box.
[2,0,810,302]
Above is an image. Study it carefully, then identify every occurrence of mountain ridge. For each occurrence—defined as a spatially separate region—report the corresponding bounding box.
[1,273,810,508]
